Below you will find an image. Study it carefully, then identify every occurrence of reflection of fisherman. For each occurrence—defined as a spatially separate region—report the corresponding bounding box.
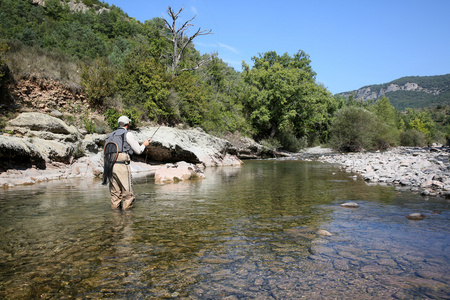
[104,116,151,210]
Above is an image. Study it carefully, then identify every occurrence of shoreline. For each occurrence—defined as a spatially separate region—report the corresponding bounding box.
[312,146,450,198]
[2,146,449,197]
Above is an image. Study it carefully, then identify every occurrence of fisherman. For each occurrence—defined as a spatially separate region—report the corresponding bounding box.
[103,116,151,210]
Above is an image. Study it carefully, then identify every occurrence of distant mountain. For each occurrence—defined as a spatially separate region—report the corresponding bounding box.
[337,74,450,110]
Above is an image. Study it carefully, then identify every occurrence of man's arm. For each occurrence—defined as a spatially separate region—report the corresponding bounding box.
[126,132,150,155]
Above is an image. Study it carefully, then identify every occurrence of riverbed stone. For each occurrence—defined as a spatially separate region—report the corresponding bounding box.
[340,202,360,208]
[317,229,332,236]
[316,146,450,197]
[154,161,205,184]
[406,213,426,220]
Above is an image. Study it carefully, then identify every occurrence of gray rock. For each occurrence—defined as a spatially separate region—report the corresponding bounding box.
[0,135,45,169]
[134,126,243,167]
[7,112,80,136]
[317,229,332,236]
[31,138,76,164]
[50,110,63,119]
[406,213,426,220]
[340,202,360,208]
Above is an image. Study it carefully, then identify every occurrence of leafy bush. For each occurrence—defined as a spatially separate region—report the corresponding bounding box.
[329,106,377,152]
[400,129,427,146]
[104,108,142,130]
[260,137,281,151]
[81,57,116,107]
[279,131,307,152]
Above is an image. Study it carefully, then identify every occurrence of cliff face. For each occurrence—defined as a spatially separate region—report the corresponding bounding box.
[337,74,450,109]
[341,82,442,101]
[31,0,109,13]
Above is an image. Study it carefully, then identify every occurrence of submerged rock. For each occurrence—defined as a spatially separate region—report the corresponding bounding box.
[317,229,333,236]
[154,161,205,184]
[340,202,360,208]
[406,213,426,220]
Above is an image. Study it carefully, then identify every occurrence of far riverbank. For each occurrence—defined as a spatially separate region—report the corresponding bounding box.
[307,146,450,198]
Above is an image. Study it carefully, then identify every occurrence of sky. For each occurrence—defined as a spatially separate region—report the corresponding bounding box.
[104,0,450,94]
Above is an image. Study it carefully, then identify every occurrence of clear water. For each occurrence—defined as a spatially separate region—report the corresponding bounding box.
[0,160,448,299]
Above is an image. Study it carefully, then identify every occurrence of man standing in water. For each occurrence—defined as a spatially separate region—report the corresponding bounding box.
[104,116,151,210]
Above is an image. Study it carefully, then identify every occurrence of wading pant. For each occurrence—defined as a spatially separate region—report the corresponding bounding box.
[109,153,135,210]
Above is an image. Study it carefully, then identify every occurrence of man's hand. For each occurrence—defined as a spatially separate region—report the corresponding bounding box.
[143,138,151,147]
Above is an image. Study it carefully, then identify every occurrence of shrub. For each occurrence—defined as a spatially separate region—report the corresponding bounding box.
[81,57,116,107]
[400,129,427,147]
[279,132,307,152]
[104,107,142,130]
[260,137,281,151]
[329,106,377,152]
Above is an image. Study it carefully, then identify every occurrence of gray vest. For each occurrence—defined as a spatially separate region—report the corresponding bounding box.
[105,127,133,155]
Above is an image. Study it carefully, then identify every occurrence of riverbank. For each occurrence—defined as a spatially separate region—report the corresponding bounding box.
[311,146,450,198]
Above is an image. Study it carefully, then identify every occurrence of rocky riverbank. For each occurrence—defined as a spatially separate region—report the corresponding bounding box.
[314,146,450,198]
[0,112,276,188]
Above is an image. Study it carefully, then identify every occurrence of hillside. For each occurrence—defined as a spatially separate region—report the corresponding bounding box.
[338,74,450,110]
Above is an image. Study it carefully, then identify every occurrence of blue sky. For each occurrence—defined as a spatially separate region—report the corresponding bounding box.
[104,0,450,94]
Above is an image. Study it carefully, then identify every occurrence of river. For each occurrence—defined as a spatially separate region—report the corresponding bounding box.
[0,160,448,299]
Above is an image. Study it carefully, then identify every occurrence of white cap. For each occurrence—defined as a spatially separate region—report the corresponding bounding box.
[118,115,131,125]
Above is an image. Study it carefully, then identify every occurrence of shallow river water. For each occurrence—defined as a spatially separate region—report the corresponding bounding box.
[0,160,449,299]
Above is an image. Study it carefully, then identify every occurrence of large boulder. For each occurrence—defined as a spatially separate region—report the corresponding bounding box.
[134,126,243,167]
[7,112,80,139]
[0,135,46,169]
[31,138,77,164]
[154,161,205,184]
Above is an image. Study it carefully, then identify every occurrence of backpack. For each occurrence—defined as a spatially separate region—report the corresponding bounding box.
[102,128,132,185]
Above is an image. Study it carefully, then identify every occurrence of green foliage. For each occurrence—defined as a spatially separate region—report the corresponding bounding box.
[340,74,450,110]
[329,106,378,152]
[243,50,335,147]
[172,72,208,126]
[0,41,9,79]
[83,118,95,134]
[81,57,116,108]
[368,96,400,149]
[104,108,142,130]
[401,108,436,144]
[278,131,307,152]
[400,129,427,147]
[115,53,171,122]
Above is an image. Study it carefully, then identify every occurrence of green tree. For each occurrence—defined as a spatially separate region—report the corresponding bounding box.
[81,57,116,108]
[369,96,401,148]
[0,41,9,79]
[402,108,436,144]
[243,50,334,148]
[200,57,250,135]
[329,106,378,152]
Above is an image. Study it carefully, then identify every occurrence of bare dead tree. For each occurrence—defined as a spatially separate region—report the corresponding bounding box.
[163,6,213,77]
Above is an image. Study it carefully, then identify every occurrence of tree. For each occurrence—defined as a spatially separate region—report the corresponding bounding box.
[402,108,437,143]
[0,41,9,79]
[369,96,401,148]
[163,6,213,76]
[81,57,116,108]
[242,50,334,147]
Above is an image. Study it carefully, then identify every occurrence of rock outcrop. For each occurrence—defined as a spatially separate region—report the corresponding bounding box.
[134,126,244,167]
[1,112,273,188]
